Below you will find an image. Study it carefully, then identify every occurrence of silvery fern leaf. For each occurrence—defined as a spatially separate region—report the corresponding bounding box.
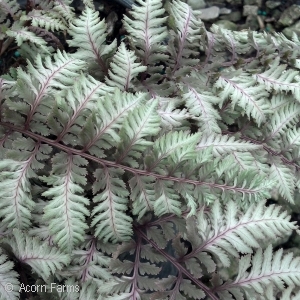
[6,24,50,52]
[221,170,273,206]
[5,50,86,135]
[166,0,203,77]
[18,42,55,62]
[123,0,168,67]
[214,72,270,126]
[197,134,260,157]
[105,42,147,91]
[284,127,300,150]
[260,284,300,300]
[210,25,253,55]
[60,238,112,282]
[215,245,300,298]
[41,153,90,251]
[147,131,201,172]
[77,281,97,300]
[91,167,132,243]
[109,237,162,300]
[255,57,300,101]
[279,286,300,300]
[217,151,268,175]
[0,248,19,300]
[129,175,156,219]
[7,229,70,282]
[79,90,147,157]
[51,0,75,21]
[0,137,51,230]
[265,102,300,140]
[47,73,113,146]
[68,7,117,77]
[0,157,34,230]
[157,97,191,130]
[187,200,297,267]
[20,9,67,31]
[269,158,295,203]
[154,180,182,216]
[0,0,21,20]
[270,93,294,111]
[1,0,300,298]
[181,85,221,135]
[115,99,161,168]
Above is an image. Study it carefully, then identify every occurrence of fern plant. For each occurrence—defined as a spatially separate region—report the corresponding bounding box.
[0,0,300,299]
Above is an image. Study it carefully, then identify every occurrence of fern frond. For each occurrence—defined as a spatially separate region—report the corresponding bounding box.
[80,90,147,156]
[197,134,260,156]
[106,43,147,91]
[217,245,300,297]
[279,286,300,300]
[60,238,112,283]
[5,50,86,133]
[259,284,300,300]
[0,248,19,300]
[109,236,162,299]
[182,85,221,134]
[48,73,113,144]
[281,127,300,154]
[255,57,300,101]
[123,0,168,67]
[27,200,52,242]
[218,151,268,174]
[210,24,253,55]
[0,1,300,298]
[269,158,295,203]
[266,102,300,139]
[0,138,50,230]
[154,180,182,216]
[221,170,273,205]
[129,175,156,219]
[68,7,117,76]
[215,72,270,126]
[91,167,132,243]
[21,10,67,31]
[52,0,75,21]
[185,200,297,267]
[148,131,201,172]
[0,0,21,20]
[287,127,300,147]
[8,229,70,281]
[158,98,191,130]
[6,25,49,50]
[270,93,293,111]
[18,42,55,61]
[115,99,161,167]
[166,0,203,76]
[41,153,89,251]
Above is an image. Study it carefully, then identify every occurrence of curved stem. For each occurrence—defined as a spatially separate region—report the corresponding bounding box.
[135,226,219,300]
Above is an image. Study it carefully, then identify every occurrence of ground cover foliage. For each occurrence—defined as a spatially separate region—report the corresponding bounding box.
[1,0,300,299]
